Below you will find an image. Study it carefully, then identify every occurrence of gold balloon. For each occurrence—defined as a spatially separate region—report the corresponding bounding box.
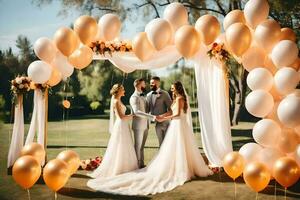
[223,10,246,30]
[273,157,300,188]
[225,23,252,56]
[195,15,220,45]
[43,159,69,192]
[47,67,62,87]
[62,100,70,109]
[68,45,93,70]
[175,25,201,58]
[74,15,97,45]
[255,19,281,53]
[56,150,80,175]
[12,155,41,189]
[243,162,271,192]
[280,28,296,42]
[132,32,155,61]
[222,152,245,180]
[20,143,45,165]
[54,27,79,56]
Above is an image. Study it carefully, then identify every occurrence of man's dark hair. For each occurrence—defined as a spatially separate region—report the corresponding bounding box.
[133,78,145,87]
[151,76,160,82]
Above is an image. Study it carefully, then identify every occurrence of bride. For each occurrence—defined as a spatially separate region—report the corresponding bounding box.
[87,81,213,195]
[87,84,138,178]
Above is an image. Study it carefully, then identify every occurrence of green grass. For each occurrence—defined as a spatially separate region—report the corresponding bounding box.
[0,119,299,200]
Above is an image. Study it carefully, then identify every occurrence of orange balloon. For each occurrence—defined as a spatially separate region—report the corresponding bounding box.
[98,14,121,41]
[175,25,201,58]
[47,67,62,87]
[132,32,155,61]
[56,150,80,175]
[266,101,283,127]
[225,23,252,56]
[54,27,79,56]
[276,129,299,154]
[263,55,278,75]
[222,152,245,180]
[43,159,69,192]
[68,45,93,70]
[63,100,70,109]
[290,58,300,71]
[242,46,266,72]
[21,143,45,165]
[273,157,300,188]
[74,15,98,45]
[223,10,246,30]
[280,28,296,42]
[12,155,41,189]
[243,162,271,192]
[269,85,282,101]
[195,15,220,45]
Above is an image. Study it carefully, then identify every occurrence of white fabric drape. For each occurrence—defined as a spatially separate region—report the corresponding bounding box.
[25,89,46,165]
[192,45,233,167]
[7,95,24,167]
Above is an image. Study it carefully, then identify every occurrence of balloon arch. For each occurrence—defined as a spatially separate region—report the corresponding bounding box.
[9,0,300,192]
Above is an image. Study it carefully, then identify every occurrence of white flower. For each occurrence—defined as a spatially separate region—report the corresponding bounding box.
[18,84,24,89]
[16,77,22,84]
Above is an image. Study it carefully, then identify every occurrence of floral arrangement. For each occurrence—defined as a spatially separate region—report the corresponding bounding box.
[34,83,50,93]
[89,40,132,56]
[79,156,102,170]
[11,76,31,103]
[207,43,230,62]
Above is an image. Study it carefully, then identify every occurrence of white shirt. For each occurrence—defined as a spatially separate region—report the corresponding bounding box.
[151,88,161,107]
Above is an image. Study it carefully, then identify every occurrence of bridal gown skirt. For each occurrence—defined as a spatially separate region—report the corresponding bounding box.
[87,115,213,195]
[87,118,138,178]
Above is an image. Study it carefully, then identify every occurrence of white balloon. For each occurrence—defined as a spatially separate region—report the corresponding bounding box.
[239,142,263,163]
[33,37,56,63]
[274,67,300,95]
[252,119,281,147]
[27,61,52,84]
[245,90,274,118]
[247,67,273,91]
[163,2,188,31]
[257,148,284,172]
[244,0,269,29]
[271,40,298,68]
[98,14,121,41]
[51,51,74,79]
[287,89,300,98]
[277,96,300,128]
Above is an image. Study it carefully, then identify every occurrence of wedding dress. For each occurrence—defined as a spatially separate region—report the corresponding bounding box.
[87,100,138,178]
[87,101,213,195]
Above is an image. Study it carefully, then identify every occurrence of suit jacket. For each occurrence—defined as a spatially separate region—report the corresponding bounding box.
[146,89,172,116]
[130,91,149,130]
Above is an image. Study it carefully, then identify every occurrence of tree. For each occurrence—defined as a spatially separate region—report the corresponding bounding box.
[15,35,36,74]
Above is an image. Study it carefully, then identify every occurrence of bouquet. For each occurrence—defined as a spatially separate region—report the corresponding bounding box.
[11,76,31,103]
[79,156,102,171]
[90,40,132,56]
[207,42,230,63]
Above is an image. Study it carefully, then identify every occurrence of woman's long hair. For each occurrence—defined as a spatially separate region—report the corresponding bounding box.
[172,81,188,113]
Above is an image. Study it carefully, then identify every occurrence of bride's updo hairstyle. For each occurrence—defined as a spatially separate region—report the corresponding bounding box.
[173,81,188,113]
[110,84,123,97]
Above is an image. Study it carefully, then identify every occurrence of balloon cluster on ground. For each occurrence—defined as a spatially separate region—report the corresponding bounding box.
[12,143,80,192]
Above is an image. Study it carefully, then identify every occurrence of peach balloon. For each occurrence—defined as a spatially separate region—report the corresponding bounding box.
[252,119,281,147]
[12,155,41,189]
[266,101,283,126]
[54,27,79,56]
[274,67,299,95]
[276,129,299,154]
[195,14,220,45]
[98,14,121,41]
[21,143,45,165]
[277,96,300,128]
[222,152,245,180]
[271,40,299,68]
[68,45,93,70]
[244,0,269,29]
[273,157,300,188]
[254,19,281,53]
[163,2,188,31]
[280,28,296,42]
[239,143,263,163]
[257,148,284,173]
[243,162,271,192]
[145,18,172,50]
[245,90,274,118]
[132,32,155,61]
[225,23,252,56]
[269,85,282,101]
[246,68,273,91]
[175,25,201,58]
[242,46,266,72]
[56,150,80,175]
[34,37,56,63]
[264,55,277,75]
[43,159,69,191]
[223,10,246,30]
[63,100,70,109]
[290,58,300,71]
[47,67,62,87]
[74,15,98,45]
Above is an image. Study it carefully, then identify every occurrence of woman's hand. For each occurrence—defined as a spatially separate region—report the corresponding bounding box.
[155,116,164,122]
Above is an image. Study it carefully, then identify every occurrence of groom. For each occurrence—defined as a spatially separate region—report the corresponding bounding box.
[130,78,149,168]
[147,76,172,147]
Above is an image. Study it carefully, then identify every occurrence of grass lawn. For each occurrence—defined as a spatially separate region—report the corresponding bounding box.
[0,119,299,200]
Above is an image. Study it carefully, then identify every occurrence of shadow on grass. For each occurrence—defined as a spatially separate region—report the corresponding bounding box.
[71,173,90,179]
[58,187,151,200]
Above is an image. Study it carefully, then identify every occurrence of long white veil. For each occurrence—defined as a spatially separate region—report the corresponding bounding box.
[109,96,115,134]
[183,86,193,132]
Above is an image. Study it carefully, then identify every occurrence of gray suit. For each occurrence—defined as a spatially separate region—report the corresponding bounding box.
[130,91,149,168]
[147,89,172,146]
